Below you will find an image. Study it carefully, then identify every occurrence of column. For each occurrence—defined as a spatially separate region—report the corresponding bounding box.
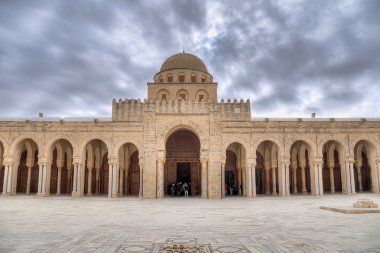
[112,164,119,198]
[301,165,307,194]
[318,163,323,196]
[119,168,124,196]
[221,162,225,198]
[139,164,143,199]
[292,167,297,194]
[238,168,242,195]
[251,164,256,197]
[2,164,9,195]
[265,168,270,194]
[271,167,277,195]
[349,162,356,194]
[329,166,335,193]
[67,167,72,194]
[344,162,351,194]
[72,164,77,193]
[87,167,93,195]
[26,166,32,195]
[357,166,363,192]
[201,159,208,199]
[156,159,164,199]
[285,163,290,196]
[56,167,62,195]
[246,166,252,198]
[95,167,100,195]
[38,164,43,194]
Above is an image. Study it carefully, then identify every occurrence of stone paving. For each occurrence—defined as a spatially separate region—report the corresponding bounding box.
[0,194,380,253]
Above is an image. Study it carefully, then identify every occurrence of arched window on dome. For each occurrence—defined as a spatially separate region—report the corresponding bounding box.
[179,73,185,83]
[195,89,209,102]
[201,75,206,83]
[190,73,197,83]
[167,74,173,83]
[158,76,163,83]
[157,89,170,101]
[176,89,189,101]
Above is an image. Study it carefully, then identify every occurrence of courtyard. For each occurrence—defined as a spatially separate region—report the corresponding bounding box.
[0,194,379,253]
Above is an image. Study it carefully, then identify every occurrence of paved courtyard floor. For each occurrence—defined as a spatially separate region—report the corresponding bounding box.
[0,193,380,253]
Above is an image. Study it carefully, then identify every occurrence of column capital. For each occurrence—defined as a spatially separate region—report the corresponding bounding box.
[200,157,208,164]
[264,161,270,170]
[156,158,166,164]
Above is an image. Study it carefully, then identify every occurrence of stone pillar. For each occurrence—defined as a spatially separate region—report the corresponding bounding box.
[72,163,82,197]
[238,168,242,195]
[264,163,270,194]
[38,164,43,194]
[271,167,277,195]
[246,165,253,198]
[344,162,351,194]
[26,166,32,195]
[95,167,100,195]
[2,164,11,195]
[112,164,119,198]
[349,161,356,194]
[221,162,225,198]
[301,165,307,194]
[87,167,93,196]
[357,166,363,192]
[67,167,72,194]
[119,168,124,196]
[201,159,208,199]
[292,167,297,194]
[156,159,165,199]
[313,161,323,196]
[139,163,143,199]
[285,163,290,196]
[329,166,335,193]
[56,167,62,195]
[251,163,256,197]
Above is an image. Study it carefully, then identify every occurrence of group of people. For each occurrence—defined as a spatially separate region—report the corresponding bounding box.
[168,182,191,197]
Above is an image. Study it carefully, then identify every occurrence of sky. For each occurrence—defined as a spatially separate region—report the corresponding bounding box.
[0,0,379,118]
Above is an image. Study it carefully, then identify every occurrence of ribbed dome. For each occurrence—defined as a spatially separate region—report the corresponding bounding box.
[160,52,208,73]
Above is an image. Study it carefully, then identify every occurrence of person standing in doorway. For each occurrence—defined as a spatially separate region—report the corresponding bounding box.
[183,182,189,197]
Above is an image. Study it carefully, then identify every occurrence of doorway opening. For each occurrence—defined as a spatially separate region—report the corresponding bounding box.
[177,162,191,184]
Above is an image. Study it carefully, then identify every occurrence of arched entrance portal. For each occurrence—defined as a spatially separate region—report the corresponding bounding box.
[165,130,201,196]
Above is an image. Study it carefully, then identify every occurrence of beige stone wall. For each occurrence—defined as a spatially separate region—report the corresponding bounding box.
[1,103,380,199]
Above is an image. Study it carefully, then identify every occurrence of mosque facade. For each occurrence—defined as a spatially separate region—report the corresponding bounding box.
[0,52,380,199]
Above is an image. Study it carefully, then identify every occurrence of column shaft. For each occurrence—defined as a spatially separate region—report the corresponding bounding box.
[26,166,32,195]
[301,166,307,193]
[293,168,297,194]
[246,167,252,198]
[349,162,356,194]
[329,167,335,193]
[201,160,208,198]
[265,169,270,194]
[156,160,164,199]
[2,165,9,195]
[252,166,256,197]
[112,164,119,198]
[87,168,92,195]
[57,167,62,195]
[139,165,143,198]
[271,167,277,195]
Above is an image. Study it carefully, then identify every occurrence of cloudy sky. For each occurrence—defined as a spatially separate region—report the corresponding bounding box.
[0,0,379,118]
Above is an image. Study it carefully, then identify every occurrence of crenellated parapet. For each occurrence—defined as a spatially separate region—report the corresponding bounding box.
[112,97,251,121]
[112,98,144,121]
[220,98,251,121]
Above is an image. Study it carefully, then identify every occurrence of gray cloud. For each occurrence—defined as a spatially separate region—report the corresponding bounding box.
[0,0,379,118]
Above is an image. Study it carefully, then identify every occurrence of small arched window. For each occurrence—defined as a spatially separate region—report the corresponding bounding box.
[201,76,206,83]
[167,74,173,83]
[190,73,197,83]
[179,73,185,83]
[159,76,163,83]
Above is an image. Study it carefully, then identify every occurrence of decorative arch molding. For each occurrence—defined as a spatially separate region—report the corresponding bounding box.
[112,139,143,159]
[319,137,348,157]
[252,136,283,157]
[156,119,208,155]
[222,139,250,160]
[287,138,317,158]
[77,135,112,160]
[9,135,43,161]
[350,136,380,155]
[44,135,77,158]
